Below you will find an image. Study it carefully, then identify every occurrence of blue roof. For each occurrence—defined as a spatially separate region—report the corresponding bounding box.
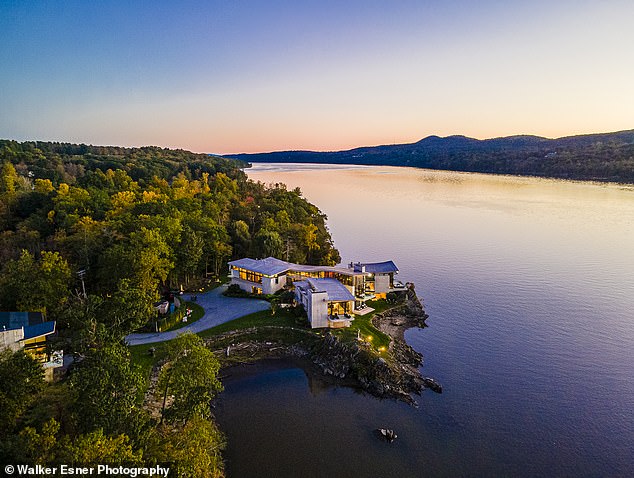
[359,261,399,274]
[0,311,45,331]
[23,321,56,340]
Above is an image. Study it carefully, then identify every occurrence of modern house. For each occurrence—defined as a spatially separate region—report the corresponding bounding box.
[228,257,406,328]
[228,257,366,296]
[0,311,62,380]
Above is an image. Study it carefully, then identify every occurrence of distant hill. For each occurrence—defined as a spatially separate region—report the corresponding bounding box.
[227,130,634,183]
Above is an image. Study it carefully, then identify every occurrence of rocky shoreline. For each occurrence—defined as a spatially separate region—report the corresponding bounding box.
[208,283,441,405]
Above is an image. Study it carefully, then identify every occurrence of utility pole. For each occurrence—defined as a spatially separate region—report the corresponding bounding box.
[77,269,87,299]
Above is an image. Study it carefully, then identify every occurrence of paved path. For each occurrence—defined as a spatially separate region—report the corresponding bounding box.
[125,285,270,346]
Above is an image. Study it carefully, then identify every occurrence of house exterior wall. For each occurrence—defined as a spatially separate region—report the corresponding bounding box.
[374,274,391,294]
[309,291,329,328]
[262,275,285,294]
[230,270,285,295]
[0,328,24,353]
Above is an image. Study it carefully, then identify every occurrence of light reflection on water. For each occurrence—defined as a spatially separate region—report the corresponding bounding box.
[216,164,634,477]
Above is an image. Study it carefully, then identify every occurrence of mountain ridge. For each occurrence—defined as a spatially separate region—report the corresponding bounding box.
[227,129,634,183]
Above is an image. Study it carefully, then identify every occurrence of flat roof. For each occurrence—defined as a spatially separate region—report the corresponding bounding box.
[23,321,56,340]
[0,311,44,330]
[306,278,355,302]
[358,260,399,274]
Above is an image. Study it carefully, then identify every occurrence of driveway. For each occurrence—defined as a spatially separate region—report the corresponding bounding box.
[125,285,270,346]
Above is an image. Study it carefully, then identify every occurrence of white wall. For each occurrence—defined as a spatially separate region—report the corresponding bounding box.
[0,328,24,353]
[309,291,329,328]
[375,274,391,293]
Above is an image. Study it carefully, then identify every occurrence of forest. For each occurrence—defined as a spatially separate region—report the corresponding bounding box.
[0,140,340,475]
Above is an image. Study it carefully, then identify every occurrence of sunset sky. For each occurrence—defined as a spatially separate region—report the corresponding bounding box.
[1,1,632,154]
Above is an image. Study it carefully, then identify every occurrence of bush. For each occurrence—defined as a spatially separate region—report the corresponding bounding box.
[278,290,296,304]
[224,284,247,297]
[386,292,404,304]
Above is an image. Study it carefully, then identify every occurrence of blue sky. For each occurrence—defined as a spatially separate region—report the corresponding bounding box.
[1,1,632,153]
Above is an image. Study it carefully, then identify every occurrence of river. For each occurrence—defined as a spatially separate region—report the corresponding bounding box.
[214,164,634,477]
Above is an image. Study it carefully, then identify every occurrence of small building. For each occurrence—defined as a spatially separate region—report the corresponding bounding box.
[0,311,61,380]
[294,278,355,328]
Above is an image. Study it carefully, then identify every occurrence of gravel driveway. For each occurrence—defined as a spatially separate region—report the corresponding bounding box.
[125,285,270,346]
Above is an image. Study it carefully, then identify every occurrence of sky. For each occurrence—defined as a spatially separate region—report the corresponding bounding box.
[1,0,633,154]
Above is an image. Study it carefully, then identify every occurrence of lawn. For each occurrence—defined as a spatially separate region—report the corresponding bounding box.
[129,342,160,383]
[198,308,301,338]
[330,299,395,350]
[165,301,205,331]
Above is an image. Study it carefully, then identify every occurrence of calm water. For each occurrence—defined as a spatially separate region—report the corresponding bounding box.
[215,164,634,477]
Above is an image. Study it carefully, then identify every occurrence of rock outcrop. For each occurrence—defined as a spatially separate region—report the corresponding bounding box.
[208,283,441,405]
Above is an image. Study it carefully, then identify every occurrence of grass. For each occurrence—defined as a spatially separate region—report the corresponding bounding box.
[128,306,310,380]
[330,299,396,350]
[129,342,160,383]
[129,298,400,372]
[165,301,205,331]
[198,308,301,338]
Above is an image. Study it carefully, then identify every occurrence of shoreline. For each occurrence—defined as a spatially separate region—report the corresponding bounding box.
[208,284,441,405]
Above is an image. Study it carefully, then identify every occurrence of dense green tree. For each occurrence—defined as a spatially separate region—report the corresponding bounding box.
[152,414,225,478]
[0,250,71,317]
[70,343,145,436]
[230,219,251,258]
[253,227,284,258]
[1,418,60,464]
[60,294,108,355]
[157,333,223,422]
[3,420,143,466]
[101,279,156,336]
[0,350,45,436]
[57,429,143,466]
[177,226,205,285]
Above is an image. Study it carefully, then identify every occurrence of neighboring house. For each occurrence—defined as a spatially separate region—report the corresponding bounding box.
[0,311,61,380]
[228,257,406,328]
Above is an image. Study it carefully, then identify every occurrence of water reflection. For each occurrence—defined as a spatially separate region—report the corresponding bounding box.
[216,164,634,477]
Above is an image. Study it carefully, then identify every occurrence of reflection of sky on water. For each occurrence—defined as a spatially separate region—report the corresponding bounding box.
[221,164,634,477]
